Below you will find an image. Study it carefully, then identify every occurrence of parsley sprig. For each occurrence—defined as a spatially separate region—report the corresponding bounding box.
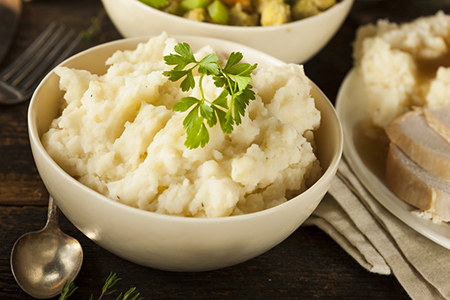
[163,42,257,149]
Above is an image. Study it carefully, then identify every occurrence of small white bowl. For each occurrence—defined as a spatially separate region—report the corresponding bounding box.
[28,35,342,272]
[101,0,353,63]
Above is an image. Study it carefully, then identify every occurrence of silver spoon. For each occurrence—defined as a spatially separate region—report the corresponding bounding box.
[10,196,83,299]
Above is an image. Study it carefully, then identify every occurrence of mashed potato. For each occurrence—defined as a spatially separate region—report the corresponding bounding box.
[42,33,321,218]
[353,11,450,127]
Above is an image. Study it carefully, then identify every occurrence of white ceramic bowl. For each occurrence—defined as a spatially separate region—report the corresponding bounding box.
[28,35,343,272]
[101,0,353,63]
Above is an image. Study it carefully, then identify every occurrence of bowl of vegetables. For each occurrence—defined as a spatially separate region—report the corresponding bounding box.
[101,0,353,63]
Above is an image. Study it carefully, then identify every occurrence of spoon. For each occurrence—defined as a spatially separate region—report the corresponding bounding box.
[10,196,83,299]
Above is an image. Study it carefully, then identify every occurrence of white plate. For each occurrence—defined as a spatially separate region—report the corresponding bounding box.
[335,68,450,249]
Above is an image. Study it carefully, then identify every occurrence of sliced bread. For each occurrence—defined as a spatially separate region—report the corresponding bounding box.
[385,107,450,182]
[386,143,450,222]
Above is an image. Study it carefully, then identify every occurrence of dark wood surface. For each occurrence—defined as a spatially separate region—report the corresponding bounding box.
[1,0,449,298]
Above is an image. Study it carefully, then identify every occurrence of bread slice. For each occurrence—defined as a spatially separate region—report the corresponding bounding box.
[386,143,450,222]
[424,106,450,144]
[385,108,450,182]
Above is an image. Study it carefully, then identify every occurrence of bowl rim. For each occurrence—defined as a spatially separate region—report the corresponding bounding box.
[28,35,343,223]
[125,0,354,31]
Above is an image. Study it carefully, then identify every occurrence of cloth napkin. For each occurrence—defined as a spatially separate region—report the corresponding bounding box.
[305,159,450,300]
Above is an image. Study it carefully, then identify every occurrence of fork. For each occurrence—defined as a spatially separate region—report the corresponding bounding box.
[0,22,81,105]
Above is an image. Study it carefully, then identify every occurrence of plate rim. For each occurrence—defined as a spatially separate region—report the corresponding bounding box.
[335,68,450,250]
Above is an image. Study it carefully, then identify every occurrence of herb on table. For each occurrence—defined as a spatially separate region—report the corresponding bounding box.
[59,281,78,299]
[81,9,106,41]
[59,272,143,300]
[163,42,258,149]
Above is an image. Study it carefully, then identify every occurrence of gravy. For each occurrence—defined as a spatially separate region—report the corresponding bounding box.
[353,119,389,179]
[415,51,450,80]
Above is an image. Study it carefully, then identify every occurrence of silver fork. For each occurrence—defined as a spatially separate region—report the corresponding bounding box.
[0,22,81,105]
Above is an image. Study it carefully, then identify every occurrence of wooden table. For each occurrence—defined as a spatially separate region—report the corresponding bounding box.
[1,0,448,298]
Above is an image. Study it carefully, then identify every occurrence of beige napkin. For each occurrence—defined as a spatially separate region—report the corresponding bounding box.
[305,159,450,300]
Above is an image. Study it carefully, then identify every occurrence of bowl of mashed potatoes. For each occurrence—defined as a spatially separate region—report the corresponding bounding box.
[101,0,353,63]
[28,33,342,271]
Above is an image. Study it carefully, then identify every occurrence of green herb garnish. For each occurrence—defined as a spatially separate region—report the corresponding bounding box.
[163,42,257,149]
[59,272,143,300]
[59,281,78,299]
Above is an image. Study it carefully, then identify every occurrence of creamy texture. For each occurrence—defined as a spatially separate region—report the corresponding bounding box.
[353,11,450,127]
[42,33,321,218]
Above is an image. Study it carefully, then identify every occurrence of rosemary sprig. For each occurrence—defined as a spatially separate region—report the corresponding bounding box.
[60,281,78,299]
[59,272,143,300]
[81,9,106,41]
